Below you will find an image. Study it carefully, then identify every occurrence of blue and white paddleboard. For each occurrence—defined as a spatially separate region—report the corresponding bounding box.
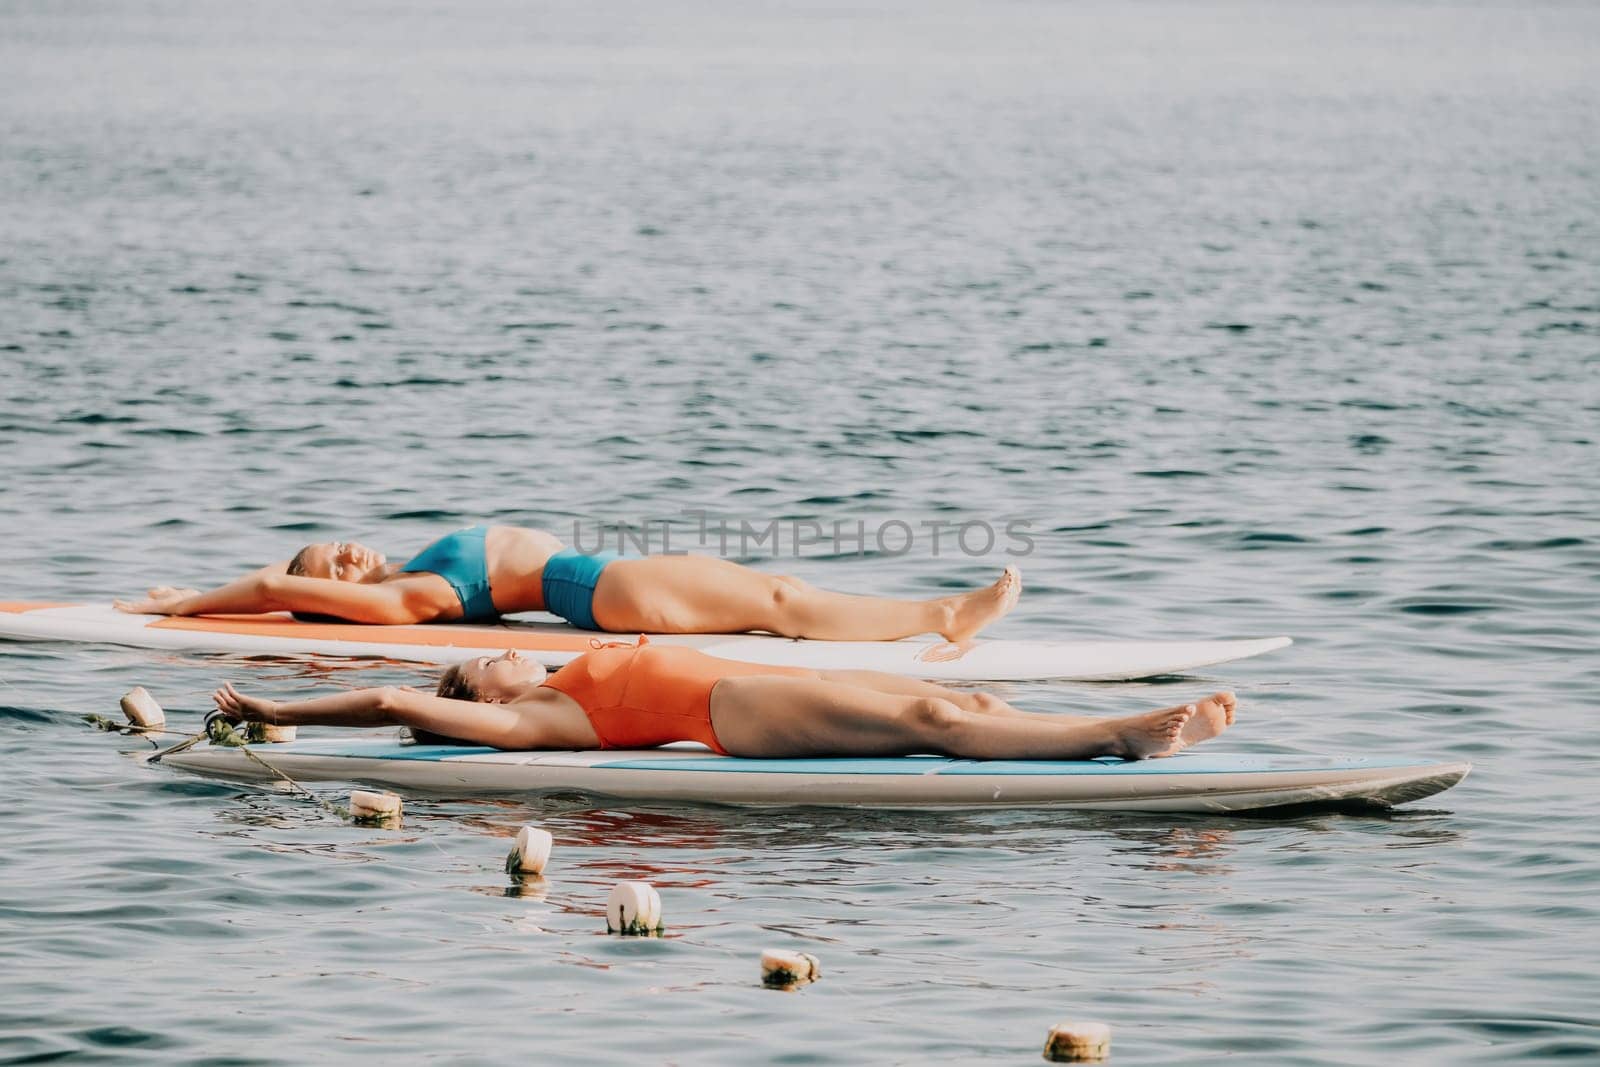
[157,737,1468,813]
[0,602,1290,681]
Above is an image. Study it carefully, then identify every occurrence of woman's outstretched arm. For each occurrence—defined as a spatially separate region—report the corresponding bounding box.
[118,569,429,624]
[116,564,286,617]
[211,682,553,748]
[214,680,403,728]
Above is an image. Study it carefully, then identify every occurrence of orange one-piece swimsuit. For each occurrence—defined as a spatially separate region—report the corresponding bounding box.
[542,638,814,755]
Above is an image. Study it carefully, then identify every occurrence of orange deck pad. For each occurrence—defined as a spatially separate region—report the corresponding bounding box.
[0,602,73,613]
[151,614,603,652]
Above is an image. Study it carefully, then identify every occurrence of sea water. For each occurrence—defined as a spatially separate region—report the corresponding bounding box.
[1,1,1597,1062]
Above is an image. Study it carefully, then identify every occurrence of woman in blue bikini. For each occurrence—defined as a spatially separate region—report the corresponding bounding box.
[116,525,1021,641]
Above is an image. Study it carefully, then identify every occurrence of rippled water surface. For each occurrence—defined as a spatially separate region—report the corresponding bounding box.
[3,1,1598,1063]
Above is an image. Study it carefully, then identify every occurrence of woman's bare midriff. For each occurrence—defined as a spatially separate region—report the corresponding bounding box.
[484,526,567,613]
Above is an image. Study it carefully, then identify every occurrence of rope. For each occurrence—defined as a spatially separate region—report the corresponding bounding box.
[93,711,382,824]
[84,714,195,749]
[200,716,359,821]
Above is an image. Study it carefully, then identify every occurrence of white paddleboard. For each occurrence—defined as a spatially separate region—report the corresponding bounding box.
[156,736,1469,813]
[0,601,1290,682]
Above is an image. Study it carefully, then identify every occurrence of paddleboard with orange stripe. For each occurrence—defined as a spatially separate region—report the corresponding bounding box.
[0,601,1292,681]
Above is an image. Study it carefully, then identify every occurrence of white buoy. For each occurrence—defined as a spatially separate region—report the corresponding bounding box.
[119,687,165,730]
[605,881,662,935]
[1043,1021,1111,1062]
[349,790,402,820]
[760,949,821,988]
[507,825,553,875]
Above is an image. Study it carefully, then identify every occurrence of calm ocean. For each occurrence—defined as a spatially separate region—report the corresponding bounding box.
[2,1,1597,1062]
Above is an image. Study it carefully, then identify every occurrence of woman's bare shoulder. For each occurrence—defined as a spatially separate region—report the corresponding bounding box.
[510,685,568,707]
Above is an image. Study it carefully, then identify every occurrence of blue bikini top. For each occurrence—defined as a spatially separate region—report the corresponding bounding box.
[399,526,498,621]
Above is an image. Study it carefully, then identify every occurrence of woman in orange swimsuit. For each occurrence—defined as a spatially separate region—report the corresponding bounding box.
[212,644,1238,762]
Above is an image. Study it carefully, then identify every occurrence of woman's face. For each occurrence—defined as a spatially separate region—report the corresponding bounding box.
[461,650,547,702]
[297,541,387,582]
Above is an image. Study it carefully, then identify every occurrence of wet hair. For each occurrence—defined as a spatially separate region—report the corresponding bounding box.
[436,662,481,702]
[286,545,314,577]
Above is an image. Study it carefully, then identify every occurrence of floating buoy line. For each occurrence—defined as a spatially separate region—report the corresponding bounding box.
[92,687,1138,1050]
[91,690,391,825]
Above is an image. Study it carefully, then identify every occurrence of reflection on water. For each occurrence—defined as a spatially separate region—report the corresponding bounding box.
[1113,826,1238,875]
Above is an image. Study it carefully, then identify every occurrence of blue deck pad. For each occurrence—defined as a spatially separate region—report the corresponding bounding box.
[934,754,1426,775]
[341,744,504,760]
[592,753,1433,775]
[273,741,1433,776]
[598,756,961,775]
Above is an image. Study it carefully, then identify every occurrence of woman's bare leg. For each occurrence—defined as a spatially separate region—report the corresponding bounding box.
[814,670,1070,722]
[592,556,1021,641]
[710,677,1237,761]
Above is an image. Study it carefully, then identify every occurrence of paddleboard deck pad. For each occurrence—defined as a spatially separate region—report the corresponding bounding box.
[0,602,1290,681]
[157,737,1468,813]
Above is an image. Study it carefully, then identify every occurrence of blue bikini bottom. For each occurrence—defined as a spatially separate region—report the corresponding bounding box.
[541,549,619,630]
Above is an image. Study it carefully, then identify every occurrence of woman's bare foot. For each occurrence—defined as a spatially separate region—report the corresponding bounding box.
[1112,704,1195,759]
[940,566,1022,642]
[1113,693,1236,760]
